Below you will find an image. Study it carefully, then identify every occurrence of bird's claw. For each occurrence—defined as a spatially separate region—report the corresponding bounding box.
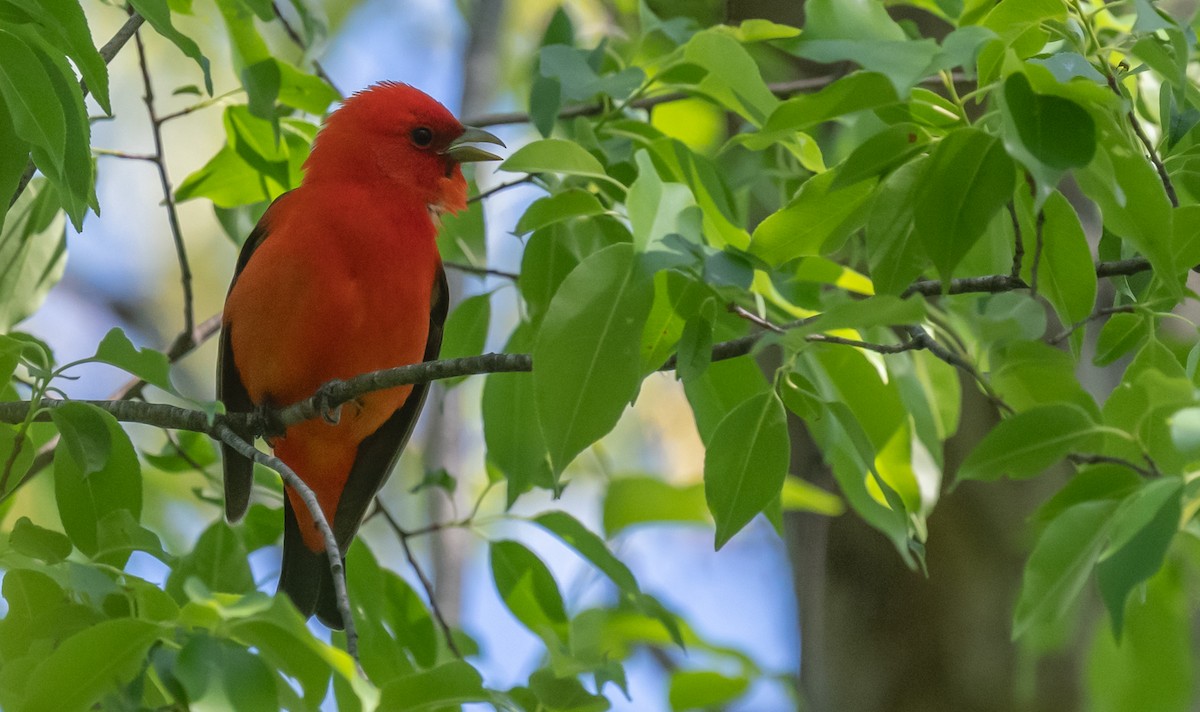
[255,402,287,440]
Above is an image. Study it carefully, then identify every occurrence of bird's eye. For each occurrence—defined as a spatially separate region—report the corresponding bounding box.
[410,127,433,147]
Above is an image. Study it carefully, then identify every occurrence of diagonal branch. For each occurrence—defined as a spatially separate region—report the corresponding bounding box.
[214,423,360,666]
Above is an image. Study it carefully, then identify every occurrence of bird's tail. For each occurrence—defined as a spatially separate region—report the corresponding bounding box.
[279,495,345,629]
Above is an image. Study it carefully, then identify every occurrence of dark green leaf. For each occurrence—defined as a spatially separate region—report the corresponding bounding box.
[177,634,278,712]
[1094,312,1146,366]
[1002,71,1095,171]
[53,406,141,558]
[483,323,554,505]
[439,293,490,386]
[1025,191,1097,328]
[915,129,1017,280]
[1097,479,1180,637]
[9,516,71,563]
[831,123,928,189]
[22,618,161,712]
[957,404,1100,482]
[681,29,779,125]
[166,520,255,600]
[705,391,789,549]
[865,158,926,295]
[684,355,770,444]
[534,243,653,474]
[675,299,714,383]
[1014,500,1115,639]
[50,401,112,478]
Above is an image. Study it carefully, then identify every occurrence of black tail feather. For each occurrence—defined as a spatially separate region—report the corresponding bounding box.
[279,497,345,630]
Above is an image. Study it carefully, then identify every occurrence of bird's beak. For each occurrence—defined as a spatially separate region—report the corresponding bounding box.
[442,126,505,163]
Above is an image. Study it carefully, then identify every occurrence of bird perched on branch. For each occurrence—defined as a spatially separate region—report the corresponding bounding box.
[218,82,503,628]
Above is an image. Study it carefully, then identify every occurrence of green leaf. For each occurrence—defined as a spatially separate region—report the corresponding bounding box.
[781,476,844,516]
[533,510,640,594]
[53,406,141,557]
[378,661,491,711]
[750,171,874,266]
[22,618,161,712]
[91,327,178,395]
[831,123,928,189]
[0,178,66,331]
[8,516,71,563]
[1088,563,1191,712]
[1001,71,1095,171]
[749,72,900,150]
[704,391,789,549]
[1076,129,1177,289]
[438,178,485,264]
[50,401,112,478]
[675,302,714,384]
[127,0,213,94]
[490,540,570,646]
[792,1,940,93]
[914,128,1017,280]
[1094,312,1146,367]
[669,670,749,711]
[640,271,708,373]
[538,44,644,103]
[1096,479,1180,636]
[483,323,554,505]
[603,476,709,536]
[439,294,490,386]
[681,29,779,126]
[500,139,617,187]
[990,341,1099,415]
[528,667,612,712]
[166,520,255,600]
[0,30,63,173]
[176,110,311,207]
[1025,191,1097,329]
[0,91,30,222]
[865,157,926,295]
[15,0,109,114]
[1014,499,1115,639]
[684,355,770,444]
[515,190,606,235]
[176,634,278,712]
[957,404,1100,482]
[534,243,653,475]
[627,150,701,254]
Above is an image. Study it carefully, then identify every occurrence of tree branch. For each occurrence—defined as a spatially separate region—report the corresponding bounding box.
[213,423,359,665]
[376,505,463,658]
[135,29,195,343]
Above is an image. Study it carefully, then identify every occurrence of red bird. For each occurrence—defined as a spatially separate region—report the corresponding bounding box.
[218,83,503,627]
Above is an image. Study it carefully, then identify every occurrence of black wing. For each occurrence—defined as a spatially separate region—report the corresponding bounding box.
[279,265,450,628]
[217,206,277,523]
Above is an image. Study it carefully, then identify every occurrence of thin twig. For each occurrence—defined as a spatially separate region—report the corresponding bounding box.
[376,505,463,658]
[10,12,146,208]
[1067,453,1156,478]
[1048,305,1137,345]
[729,303,785,333]
[214,423,359,666]
[905,325,1013,415]
[94,149,158,162]
[1007,202,1023,280]
[467,175,537,204]
[901,274,1028,298]
[135,30,195,343]
[1029,209,1045,299]
[272,0,344,99]
[443,261,519,281]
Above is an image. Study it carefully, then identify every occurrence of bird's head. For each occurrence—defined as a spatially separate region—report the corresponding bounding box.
[303,82,504,215]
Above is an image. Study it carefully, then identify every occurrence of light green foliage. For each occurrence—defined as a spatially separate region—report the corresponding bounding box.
[5,0,1200,708]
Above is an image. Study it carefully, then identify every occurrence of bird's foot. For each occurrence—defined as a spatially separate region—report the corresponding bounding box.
[256,401,287,440]
[313,380,358,425]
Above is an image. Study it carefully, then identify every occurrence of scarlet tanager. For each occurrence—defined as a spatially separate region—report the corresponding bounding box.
[218,83,503,628]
